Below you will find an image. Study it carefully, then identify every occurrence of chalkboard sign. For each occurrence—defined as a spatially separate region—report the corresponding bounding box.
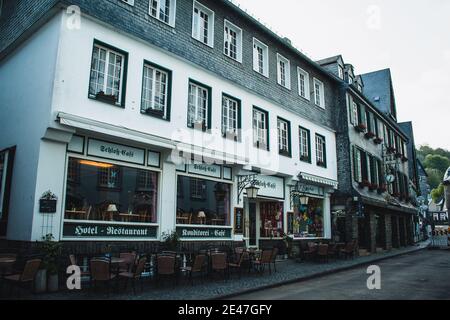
[39,199,57,213]
[234,208,244,234]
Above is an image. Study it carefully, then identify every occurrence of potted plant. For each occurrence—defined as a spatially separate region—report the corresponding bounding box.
[95,91,117,104]
[39,190,58,213]
[279,147,290,156]
[41,234,62,293]
[354,123,367,133]
[359,180,371,188]
[282,233,294,259]
[364,131,376,139]
[374,137,383,144]
[162,230,180,252]
[386,146,396,154]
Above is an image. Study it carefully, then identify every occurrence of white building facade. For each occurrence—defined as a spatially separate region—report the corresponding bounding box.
[0,1,339,251]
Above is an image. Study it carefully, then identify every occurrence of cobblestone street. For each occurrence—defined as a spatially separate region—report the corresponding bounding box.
[0,242,430,300]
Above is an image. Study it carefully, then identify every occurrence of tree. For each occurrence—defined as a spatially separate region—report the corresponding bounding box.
[423,154,450,176]
[426,168,444,190]
[431,184,444,202]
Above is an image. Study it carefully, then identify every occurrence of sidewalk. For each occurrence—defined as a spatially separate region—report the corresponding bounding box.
[2,241,430,300]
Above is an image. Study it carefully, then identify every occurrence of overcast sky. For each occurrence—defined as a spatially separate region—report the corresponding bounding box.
[234,0,450,150]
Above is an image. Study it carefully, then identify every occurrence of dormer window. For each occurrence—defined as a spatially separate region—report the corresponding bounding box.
[338,65,344,79]
[357,83,362,92]
[348,76,354,85]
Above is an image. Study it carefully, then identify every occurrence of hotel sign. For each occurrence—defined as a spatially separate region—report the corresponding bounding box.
[87,139,145,165]
[176,226,232,239]
[63,222,157,239]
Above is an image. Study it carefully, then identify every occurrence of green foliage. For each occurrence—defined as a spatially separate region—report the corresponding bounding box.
[431,184,445,202]
[426,168,444,190]
[41,234,62,275]
[162,230,180,251]
[423,154,450,175]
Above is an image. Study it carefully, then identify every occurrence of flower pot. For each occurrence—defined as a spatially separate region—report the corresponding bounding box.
[47,273,59,292]
[34,269,47,293]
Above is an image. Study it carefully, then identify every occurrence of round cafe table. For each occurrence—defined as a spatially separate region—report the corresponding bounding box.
[0,257,16,278]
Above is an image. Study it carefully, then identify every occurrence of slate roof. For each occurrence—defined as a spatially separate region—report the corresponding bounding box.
[316,55,342,66]
[360,69,396,118]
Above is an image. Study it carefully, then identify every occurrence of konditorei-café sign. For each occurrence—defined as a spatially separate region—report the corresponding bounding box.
[176,226,232,239]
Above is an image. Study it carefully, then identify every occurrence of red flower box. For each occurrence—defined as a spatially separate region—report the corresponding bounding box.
[374,137,383,144]
[354,124,367,133]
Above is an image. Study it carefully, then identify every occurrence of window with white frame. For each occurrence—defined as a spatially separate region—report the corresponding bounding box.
[353,146,362,183]
[149,0,176,26]
[277,54,291,89]
[338,65,344,79]
[277,118,290,156]
[315,134,326,167]
[313,78,325,108]
[224,20,242,62]
[253,38,269,77]
[89,42,126,106]
[222,94,240,139]
[297,67,310,100]
[121,0,134,6]
[192,1,214,47]
[299,127,310,162]
[141,62,171,120]
[351,101,359,125]
[187,80,210,130]
[253,107,269,150]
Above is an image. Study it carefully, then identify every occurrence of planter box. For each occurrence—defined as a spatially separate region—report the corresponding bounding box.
[354,124,367,133]
[374,138,383,144]
[365,132,376,139]
[95,92,117,104]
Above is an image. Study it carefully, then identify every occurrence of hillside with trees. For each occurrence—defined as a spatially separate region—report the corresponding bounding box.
[417,145,450,201]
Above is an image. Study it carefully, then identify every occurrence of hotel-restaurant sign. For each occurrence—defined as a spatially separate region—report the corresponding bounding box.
[63,222,158,239]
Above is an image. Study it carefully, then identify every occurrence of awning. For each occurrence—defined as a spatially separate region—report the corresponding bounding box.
[298,172,339,189]
[57,112,249,165]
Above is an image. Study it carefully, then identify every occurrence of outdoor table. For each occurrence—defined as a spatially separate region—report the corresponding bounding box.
[0,257,16,278]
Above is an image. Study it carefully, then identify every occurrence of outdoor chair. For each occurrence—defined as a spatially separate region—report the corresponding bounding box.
[119,252,137,273]
[327,243,338,261]
[304,242,318,261]
[119,256,147,294]
[180,254,206,285]
[270,247,279,272]
[228,251,248,279]
[317,244,329,263]
[252,249,273,274]
[210,253,228,280]
[0,253,17,277]
[340,241,356,259]
[69,254,91,279]
[90,258,117,295]
[3,258,41,297]
[156,255,177,287]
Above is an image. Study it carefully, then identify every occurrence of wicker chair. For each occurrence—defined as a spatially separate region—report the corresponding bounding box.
[180,254,206,285]
[4,259,42,297]
[252,249,273,274]
[156,255,177,287]
[228,251,248,279]
[317,244,329,263]
[90,258,117,295]
[119,256,147,294]
[211,253,228,280]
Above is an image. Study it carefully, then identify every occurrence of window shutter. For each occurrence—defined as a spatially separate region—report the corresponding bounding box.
[253,44,258,71]
[193,9,199,39]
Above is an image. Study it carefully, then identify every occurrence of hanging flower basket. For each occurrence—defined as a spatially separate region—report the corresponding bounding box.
[374,137,383,144]
[354,124,367,133]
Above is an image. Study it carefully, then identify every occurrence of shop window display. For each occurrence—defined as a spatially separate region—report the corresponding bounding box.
[292,198,324,238]
[260,202,284,238]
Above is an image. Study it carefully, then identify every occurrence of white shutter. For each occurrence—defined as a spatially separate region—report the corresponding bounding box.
[192,8,199,39]
[253,43,258,72]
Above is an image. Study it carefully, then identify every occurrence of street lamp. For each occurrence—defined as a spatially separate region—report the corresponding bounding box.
[237,174,259,204]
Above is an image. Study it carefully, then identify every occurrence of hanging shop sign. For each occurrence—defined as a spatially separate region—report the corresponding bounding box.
[87,139,145,165]
[176,226,232,239]
[234,207,244,234]
[63,222,158,239]
[245,175,285,200]
[187,163,222,179]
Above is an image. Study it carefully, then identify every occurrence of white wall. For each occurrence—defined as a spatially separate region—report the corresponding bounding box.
[51,13,337,181]
[0,15,62,241]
